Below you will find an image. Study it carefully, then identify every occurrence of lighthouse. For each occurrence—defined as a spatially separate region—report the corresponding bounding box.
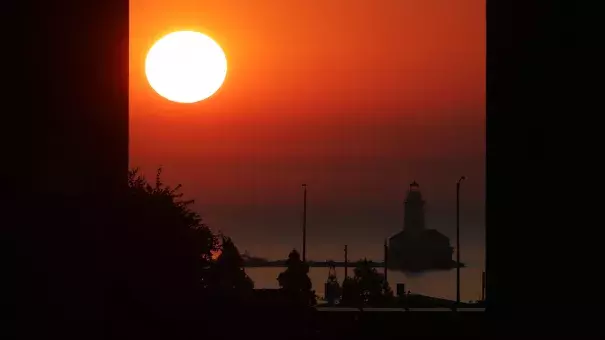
[388,181,456,271]
[403,181,426,233]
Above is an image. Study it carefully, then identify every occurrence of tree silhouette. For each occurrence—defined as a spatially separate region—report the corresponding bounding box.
[128,167,219,257]
[208,235,254,300]
[125,167,219,315]
[277,249,316,306]
[340,276,362,307]
[340,259,394,307]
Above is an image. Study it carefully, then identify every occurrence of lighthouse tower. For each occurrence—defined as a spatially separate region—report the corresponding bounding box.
[388,181,455,271]
[403,181,426,233]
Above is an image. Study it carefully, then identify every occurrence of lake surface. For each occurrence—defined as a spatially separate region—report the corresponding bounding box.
[246,266,484,303]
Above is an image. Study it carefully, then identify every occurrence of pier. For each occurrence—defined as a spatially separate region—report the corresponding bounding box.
[243,259,383,268]
[242,259,465,269]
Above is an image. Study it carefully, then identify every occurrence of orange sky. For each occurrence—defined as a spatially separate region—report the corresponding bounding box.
[129,0,485,263]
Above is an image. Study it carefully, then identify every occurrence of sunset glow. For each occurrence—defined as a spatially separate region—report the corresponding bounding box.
[130,0,485,278]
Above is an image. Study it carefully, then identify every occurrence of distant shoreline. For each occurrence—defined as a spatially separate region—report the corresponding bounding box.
[243,260,466,272]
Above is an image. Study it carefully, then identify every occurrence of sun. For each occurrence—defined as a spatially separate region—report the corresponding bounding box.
[145,31,228,104]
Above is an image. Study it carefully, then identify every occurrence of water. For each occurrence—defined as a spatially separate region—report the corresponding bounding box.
[246,266,484,303]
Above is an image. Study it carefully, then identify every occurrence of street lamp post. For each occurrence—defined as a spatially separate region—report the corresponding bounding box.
[456,176,466,308]
[302,184,307,262]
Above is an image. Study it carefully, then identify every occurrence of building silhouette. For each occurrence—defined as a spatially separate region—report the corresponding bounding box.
[388,181,456,271]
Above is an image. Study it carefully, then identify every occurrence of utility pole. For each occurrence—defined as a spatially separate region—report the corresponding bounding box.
[456,176,466,308]
[344,245,348,278]
[384,239,388,282]
[302,184,307,262]
[481,271,486,301]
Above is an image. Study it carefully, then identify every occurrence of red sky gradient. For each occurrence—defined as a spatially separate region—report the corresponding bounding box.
[129,0,485,264]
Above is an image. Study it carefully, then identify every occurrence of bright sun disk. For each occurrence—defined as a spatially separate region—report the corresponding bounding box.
[145,31,227,104]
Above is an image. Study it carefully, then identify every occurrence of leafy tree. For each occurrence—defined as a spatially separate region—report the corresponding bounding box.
[340,259,394,307]
[340,276,362,306]
[277,249,316,306]
[128,167,219,256]
[209,235,254,299]
[126,167,219,313]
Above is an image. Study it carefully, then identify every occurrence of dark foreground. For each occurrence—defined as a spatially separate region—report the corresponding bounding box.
[100,304,486,339]
[145,305,485,338]
[26,298,485,339]
[217,305,485,337]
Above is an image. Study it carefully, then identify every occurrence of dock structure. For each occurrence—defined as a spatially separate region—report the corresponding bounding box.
[242,259,465,269]
[243,260,388,268]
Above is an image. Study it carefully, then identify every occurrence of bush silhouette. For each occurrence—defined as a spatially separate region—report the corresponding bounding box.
[340,276,362,307]
[277,249,316,306]
[208,235,254,301]
[340,258,394,307]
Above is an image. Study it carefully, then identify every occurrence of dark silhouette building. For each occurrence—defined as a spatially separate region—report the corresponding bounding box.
[388,181,457,271]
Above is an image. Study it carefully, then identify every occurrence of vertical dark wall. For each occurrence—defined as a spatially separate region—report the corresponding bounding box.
[34,1,129,196]
[487,0,516,315]
[5,0,129,329]
[487,0,556,314]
